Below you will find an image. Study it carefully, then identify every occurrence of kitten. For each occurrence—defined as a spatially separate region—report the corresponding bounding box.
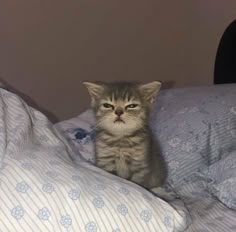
[84,81,167,189]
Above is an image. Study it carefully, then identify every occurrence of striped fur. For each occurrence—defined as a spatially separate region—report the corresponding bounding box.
[84,81,166,189]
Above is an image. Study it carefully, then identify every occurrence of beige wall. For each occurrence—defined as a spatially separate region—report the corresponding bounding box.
[0,1,236,121]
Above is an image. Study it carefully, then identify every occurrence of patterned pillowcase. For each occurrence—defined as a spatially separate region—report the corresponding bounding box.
[151,84,236,187]
[55,110,96,163]
[198,151,236,210]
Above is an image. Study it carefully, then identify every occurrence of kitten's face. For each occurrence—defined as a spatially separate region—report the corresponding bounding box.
[95,93,145,135]
[84,82,161,136]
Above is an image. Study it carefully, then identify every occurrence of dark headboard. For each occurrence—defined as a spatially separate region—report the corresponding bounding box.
[214,19,236,84]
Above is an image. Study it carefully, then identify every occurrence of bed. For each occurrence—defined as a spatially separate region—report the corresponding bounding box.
[2,83,236,231]
[55,84,236,232]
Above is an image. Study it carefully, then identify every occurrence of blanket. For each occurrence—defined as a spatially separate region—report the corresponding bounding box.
[0,89,188,231]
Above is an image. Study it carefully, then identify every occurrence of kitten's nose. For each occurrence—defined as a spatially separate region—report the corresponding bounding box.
[115,108,124,116]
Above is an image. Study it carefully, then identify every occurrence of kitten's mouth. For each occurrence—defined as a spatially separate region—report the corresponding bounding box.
[114,118,125,123]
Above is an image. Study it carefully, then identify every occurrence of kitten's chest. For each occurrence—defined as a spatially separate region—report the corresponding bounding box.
[115,146,136,162]
[96,136,148,178]
[112,145,145,179]
[114,147,134,178]
[97,136,147,160]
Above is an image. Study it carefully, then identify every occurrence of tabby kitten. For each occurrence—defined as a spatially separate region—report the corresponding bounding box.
[84,81,166,189]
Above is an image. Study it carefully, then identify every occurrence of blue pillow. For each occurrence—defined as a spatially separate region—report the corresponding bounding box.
[151,84,236,187]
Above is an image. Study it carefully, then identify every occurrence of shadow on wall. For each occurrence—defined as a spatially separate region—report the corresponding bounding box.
[0,77,59,123]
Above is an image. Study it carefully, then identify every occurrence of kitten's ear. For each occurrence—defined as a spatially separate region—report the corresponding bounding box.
[139,81,162,103]
[83,82,104,98]
[83,82,105,106]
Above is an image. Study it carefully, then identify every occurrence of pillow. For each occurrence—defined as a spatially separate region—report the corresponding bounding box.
[197,151,236,210]
[0,88,189,232]
[150,84,236,187]
[55,109,96,163]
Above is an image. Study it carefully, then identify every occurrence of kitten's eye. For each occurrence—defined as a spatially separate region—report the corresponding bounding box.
[126,104,139,109]
[102,103,114,109]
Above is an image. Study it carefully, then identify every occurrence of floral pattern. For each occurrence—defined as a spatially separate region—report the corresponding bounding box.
[60,215,72,228]
[45,171,58,178]
[164,216,173,228]
[16,181,30,193]
[11,206,25,220]
[92,197,105,208]
[68,189,80,200]
[85,221,97,232]
[38,207,51,220]
[117,204,128,216]
[42,183,55,194]
[140,210,152,222]
[118,187,130,195]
